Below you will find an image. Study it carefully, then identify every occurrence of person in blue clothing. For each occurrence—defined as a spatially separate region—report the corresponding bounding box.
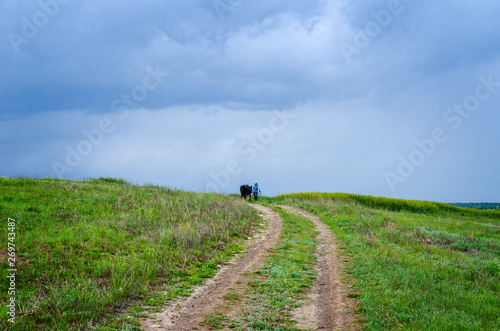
[252,182,261,201]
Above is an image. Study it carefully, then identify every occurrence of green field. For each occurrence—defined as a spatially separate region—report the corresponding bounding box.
[0,177,260,330]
[269,193,500,330]
[1,178,499,330]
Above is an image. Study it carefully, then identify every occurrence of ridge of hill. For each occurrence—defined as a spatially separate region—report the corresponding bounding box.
[273,192,500,219]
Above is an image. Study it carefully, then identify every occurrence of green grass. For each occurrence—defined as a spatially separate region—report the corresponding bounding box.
[276,192,500,219]
[4,178,499,330]
[203,206,318,330]
[0,177,260,330]
[270,193,500,330]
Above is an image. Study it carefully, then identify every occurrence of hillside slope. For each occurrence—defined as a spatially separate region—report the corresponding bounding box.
[0,177,260,330]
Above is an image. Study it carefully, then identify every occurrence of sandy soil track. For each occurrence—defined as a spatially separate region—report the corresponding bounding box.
[140,204,360,330]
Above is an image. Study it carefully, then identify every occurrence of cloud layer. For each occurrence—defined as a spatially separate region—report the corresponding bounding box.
[1,0,499,201]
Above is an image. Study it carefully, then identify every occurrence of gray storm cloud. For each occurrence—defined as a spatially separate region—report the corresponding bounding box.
[1,0,499,202]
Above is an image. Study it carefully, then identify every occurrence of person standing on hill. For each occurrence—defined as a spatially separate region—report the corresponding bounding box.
[252,182,261,201]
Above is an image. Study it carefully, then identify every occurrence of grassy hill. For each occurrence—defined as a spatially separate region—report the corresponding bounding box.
[2,179,499,330]
[267,193,500,330]
[0,177,260,330]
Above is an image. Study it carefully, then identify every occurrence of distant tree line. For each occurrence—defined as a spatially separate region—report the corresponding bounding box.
[450,203,500,210]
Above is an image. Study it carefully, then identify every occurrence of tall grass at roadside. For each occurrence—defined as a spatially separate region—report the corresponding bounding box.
[0,177,260,330]
[271,193,500,330]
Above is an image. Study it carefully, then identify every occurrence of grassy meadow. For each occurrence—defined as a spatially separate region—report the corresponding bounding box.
[0,177,260,330]
[1,177,499,330]
[269,193,500,330]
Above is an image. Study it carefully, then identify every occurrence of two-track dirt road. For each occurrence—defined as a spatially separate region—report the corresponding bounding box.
[141,204,359,330]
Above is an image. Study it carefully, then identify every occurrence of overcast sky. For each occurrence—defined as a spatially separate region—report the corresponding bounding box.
[1,0,499,202]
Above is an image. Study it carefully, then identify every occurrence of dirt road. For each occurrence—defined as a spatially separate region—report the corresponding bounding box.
[140,204,359,330]
[281,206,360,330]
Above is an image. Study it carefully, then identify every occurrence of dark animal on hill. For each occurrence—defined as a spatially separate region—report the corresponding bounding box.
[240,184,252,200]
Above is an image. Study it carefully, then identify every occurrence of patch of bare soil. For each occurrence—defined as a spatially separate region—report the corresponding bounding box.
[140,204,283,330]
[280,206,361,330]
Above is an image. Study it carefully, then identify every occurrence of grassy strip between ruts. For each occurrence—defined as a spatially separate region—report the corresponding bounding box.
[0,177,261,330]
[270,194,500,330]
[202,206,318,330]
